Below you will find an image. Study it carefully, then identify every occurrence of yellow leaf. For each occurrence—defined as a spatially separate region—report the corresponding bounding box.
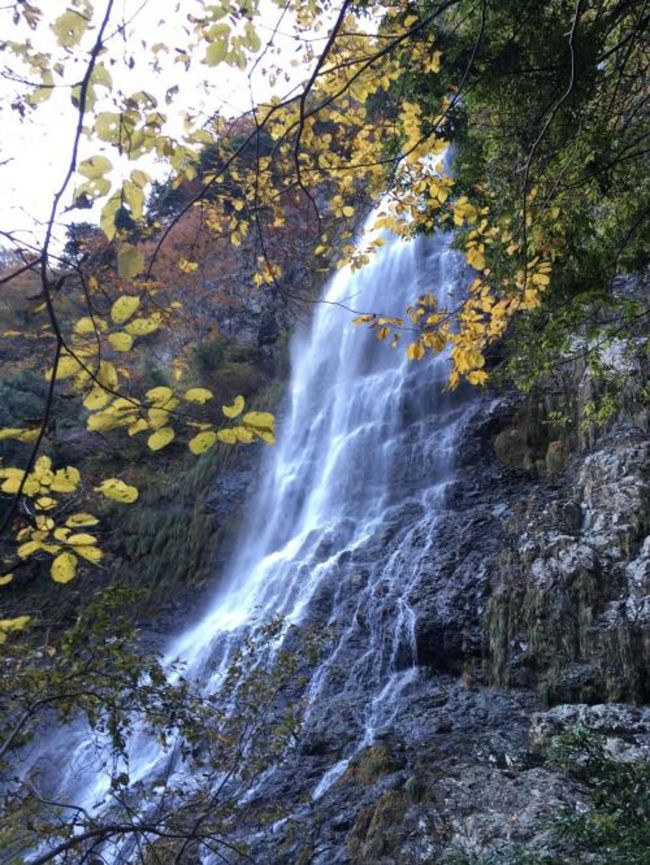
[111,295,140,325]
[342,205,355,217]
[36,496,58,511]
[125,317,160,336]
[98,361,119,390]
[17,428,39,444]
[75,545,103,564]
[0,470,24,495]
[95,478,139,504]
[466,248,487,271]
[50,467,81,493]
[216,428,237,444]
[18,540,42,558]
[178,257,199,273]
[67,533,97,546]
[110,397,138,414]
[242,411,274,431]
[108,332,134,352]
[65,513,99,528]
[51,551,77,584]
[406,341,425,361]
[0,428,26,442]
[35,515,55,532]
[128,417,149,437]
[147,407,170,429]
[83,387,112,411]
[78,155,112,178]
[147,426,175,451]
[33,456,54,485]
[189,430,218,454]
[222,395,245,419]
[87,411,122,432]
[146,386,174,404]
[0,573,13,586]
[0,616,30,641]
[74,316,106,335]
[234,426,254,443]
[46,354,82,381]
[184,387,214,404]
[254,429,276,445]
[467,369,489,385]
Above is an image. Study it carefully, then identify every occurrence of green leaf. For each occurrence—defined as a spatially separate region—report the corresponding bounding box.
[205,39,228,66]
[117,245,145,280]
[52,10,88,47]
[244,23,262,53]
[100,191,122,241]
[95,112,124,144]
[123,180,144,221]
[130,169,150,188]
[78,155,112,180]
[91,64,113,90]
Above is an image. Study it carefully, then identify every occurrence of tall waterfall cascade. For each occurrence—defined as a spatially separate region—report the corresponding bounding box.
[22,212,476,856]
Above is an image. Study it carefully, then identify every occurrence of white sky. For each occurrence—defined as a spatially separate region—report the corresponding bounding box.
[0,0,334,253]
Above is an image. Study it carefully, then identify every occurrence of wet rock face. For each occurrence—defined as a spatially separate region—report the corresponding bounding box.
[244,374,647,862]
[196,270,648,864]
[487,426,650,704]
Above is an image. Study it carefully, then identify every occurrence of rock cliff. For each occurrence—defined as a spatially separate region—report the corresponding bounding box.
[238,275,649,864]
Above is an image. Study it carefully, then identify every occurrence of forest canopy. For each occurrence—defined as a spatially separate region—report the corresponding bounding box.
[0,0,648,627]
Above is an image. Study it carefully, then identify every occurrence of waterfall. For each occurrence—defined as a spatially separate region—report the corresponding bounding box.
[18,212,472,859]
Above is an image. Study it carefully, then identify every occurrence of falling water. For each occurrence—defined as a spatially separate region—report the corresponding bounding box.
[19,212,471,858]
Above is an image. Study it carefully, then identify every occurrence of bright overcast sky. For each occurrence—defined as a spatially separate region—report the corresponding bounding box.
[0,0,333,253]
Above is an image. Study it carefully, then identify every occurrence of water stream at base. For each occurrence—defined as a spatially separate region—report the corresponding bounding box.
[21,211,472,858]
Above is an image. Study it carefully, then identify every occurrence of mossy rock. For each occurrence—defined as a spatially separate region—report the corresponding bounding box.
[545,440,567,473]
[345,744,404,786]
[214,360,266,399]
[493,427,533,469]
[347,790,409,863]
